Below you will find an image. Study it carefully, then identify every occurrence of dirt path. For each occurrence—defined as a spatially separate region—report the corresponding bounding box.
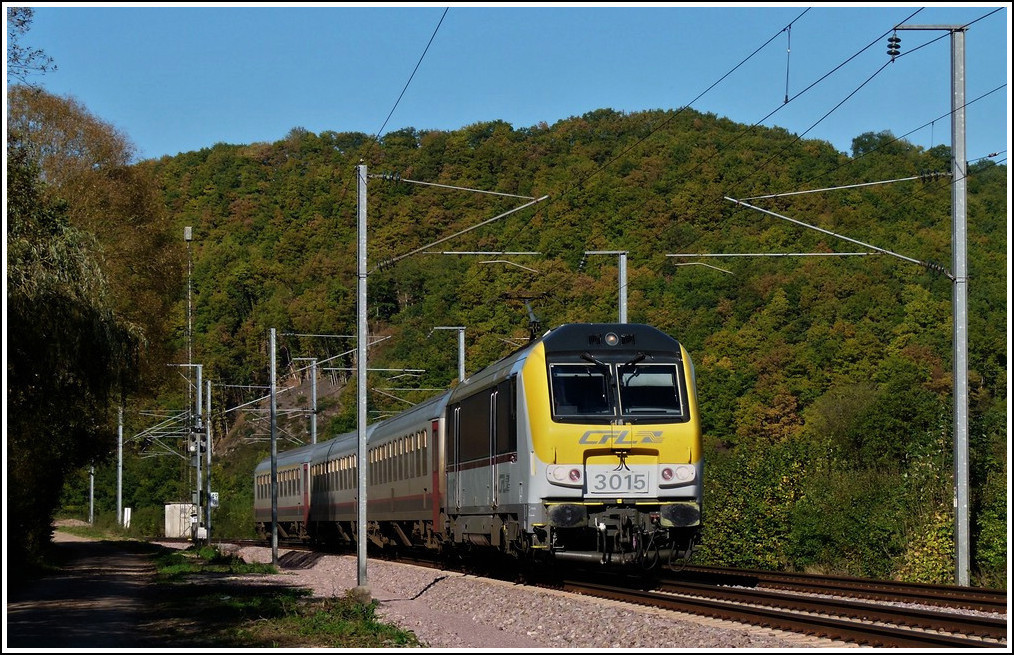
[5,531,167,649]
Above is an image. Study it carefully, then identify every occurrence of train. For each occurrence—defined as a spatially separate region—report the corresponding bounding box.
[254,322,703,570]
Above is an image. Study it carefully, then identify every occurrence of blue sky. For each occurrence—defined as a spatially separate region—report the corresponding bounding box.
[9,3,1011,164]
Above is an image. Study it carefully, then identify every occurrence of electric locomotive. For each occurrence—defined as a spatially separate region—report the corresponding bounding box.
[446,322,702,567]
[254,322,702,569]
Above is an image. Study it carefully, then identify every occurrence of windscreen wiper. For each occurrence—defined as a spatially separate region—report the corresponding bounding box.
[620,352,648,368]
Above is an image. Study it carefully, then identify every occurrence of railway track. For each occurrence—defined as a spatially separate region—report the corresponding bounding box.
[556,579,1006,648]
[545,564,1007,647]
[672,564,1009,614]
[656,577,1007,637]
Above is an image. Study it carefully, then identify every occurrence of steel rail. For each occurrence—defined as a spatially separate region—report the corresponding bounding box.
[563,580,1004,648]
[673,565,1008,613]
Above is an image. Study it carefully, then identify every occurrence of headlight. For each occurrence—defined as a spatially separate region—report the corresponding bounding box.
[659,464,696,487]
[546,465,583,488]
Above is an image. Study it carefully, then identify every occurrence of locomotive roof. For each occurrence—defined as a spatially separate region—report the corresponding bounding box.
[539,322,682,354]
[448,322,682,402]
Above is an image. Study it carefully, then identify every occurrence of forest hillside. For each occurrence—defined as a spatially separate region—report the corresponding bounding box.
[60,107,1008,587]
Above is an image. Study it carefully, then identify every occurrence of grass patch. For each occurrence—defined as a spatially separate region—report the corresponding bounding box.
[237,592,424,648]
[58,523,120,541]
[152,544,277,581]
[148,545,423,648]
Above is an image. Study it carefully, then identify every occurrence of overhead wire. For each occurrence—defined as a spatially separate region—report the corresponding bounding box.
[645,6,1006,217]
[361,4,877,255]
[280,8,452,411]
[438,8,820,330]
[341,5,1003,258]
[695,7,1006,222]
[556,7,814,199]
[720,6,926,198]
[328,6,450,260]
[726,24,975,197]
[390,4,815,273]
[762,84,1006,198]
[373,7,449,142]
[519,6,1005,304]
[721,12,1007,260]
[784,85,1008,224]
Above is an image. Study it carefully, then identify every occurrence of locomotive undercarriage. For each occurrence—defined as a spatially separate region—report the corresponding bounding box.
[442,502,699,571]
[539,501,700,569]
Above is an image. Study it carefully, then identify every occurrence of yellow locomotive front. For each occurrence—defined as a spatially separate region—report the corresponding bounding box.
[519,323,702,569]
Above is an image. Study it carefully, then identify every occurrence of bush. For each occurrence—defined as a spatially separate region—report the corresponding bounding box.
[892,507,955,584]
[974,471,1008,589]
[124,505,169,539]
[696,439,807,569]
[787,468,905,578]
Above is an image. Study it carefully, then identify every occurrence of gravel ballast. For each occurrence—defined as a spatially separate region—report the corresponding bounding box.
[230,545,854,649]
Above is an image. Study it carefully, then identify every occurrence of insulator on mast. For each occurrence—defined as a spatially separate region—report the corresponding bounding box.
[887,34,901,59]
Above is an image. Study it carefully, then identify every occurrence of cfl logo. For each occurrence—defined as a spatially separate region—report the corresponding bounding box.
[578,430,663,445]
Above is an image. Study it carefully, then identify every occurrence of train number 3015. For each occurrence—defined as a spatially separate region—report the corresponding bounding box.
[588,471,649,494]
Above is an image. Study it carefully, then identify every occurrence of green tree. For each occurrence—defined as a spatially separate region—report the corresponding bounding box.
[7,85,183,388]
[7,137,138,574]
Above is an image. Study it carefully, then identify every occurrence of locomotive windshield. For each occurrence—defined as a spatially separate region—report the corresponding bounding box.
[550,361,684,422]
[618,364,683,416]
[550,364,612,416]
